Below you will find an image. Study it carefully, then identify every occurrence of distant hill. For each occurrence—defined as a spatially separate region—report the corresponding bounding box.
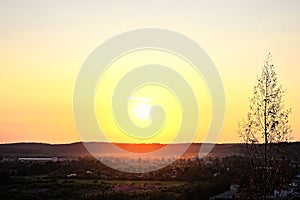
[0,142,244,158]
[0,142,90,157]
[2,142,299,159]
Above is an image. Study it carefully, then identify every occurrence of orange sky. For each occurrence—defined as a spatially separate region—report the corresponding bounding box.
[0,1,300,144]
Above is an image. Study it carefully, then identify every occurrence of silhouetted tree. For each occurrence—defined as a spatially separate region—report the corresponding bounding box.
[238,53,292,199]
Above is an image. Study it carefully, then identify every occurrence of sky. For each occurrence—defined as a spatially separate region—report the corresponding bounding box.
[0,0,300,144]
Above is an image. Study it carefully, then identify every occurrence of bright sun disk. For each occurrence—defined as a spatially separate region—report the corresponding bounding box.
[133,103,151,120]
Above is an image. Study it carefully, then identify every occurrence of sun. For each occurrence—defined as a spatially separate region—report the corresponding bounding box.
[133,103,151,120]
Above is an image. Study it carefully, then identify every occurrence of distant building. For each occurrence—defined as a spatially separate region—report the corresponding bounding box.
[66,173,77,178]
[18,157,58,162]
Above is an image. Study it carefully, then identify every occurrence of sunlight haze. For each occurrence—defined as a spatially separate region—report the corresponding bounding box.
[0,0,299,144]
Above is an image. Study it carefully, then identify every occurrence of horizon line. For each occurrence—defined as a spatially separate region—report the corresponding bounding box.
[1,141,299,145]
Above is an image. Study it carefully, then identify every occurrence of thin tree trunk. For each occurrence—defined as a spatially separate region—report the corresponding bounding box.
[264,76,268,200]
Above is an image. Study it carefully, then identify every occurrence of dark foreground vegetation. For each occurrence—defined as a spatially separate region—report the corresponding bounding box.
[0,143,300,199]
[0,156,233,200]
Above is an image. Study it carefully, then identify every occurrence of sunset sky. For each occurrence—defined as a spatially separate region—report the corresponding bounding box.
[0,0,299,144]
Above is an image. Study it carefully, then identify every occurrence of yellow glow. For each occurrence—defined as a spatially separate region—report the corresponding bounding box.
[94,49,212,143]
[1,1,300,144]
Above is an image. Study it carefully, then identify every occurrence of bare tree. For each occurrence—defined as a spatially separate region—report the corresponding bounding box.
[238,53,292,199]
